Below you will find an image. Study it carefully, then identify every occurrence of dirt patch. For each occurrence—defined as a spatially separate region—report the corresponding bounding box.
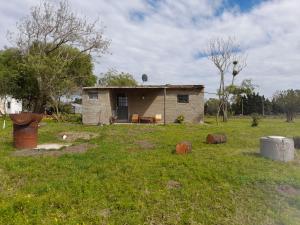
[135,140,155,149]
[63,144,96,154]
[12,143,97,157]
[126,140,156,152]
[58,132,98,142]
[98,208,111,218]
[166,180,182,190]
[276,184,300,197]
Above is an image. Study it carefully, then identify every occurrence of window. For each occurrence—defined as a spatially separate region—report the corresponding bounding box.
[88,92,98,100]
[7,102,11,109]
[177,94,189,103]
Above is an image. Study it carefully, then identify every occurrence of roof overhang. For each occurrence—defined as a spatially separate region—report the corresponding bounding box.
[83,84,204,91]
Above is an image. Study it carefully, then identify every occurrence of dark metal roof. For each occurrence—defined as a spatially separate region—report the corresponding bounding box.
[83,84,204,90]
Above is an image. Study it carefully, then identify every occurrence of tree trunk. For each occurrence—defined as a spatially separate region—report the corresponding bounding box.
[286,111,294,122]
[33,93,47,113]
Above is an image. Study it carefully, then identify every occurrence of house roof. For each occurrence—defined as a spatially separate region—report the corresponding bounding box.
[83,84,204,90]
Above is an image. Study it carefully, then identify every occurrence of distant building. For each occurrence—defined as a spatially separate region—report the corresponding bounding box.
[82,84,204,125]
[0,96,22,114]
[71,103,82,114]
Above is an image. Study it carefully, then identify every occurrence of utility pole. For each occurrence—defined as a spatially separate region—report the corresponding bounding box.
[262,97,265,116]
[242,98,244,116]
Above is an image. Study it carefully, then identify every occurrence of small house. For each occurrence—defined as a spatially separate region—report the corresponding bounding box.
[82,85,204,125]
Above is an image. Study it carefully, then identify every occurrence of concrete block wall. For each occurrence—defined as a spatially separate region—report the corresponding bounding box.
[165,89,204,123]
[82,89,112,125]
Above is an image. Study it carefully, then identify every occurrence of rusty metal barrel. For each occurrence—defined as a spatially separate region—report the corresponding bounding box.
[9,113,43,149]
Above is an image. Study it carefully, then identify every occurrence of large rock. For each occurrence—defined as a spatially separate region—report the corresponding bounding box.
[175,141,192,154]
[260,136,294,162]
[206,134,227,144]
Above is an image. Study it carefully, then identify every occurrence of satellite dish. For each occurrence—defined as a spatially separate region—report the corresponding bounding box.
[142,74,148,83]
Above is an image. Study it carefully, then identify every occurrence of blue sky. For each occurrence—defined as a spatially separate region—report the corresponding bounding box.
[225,0,267,12]
[1,0,300,97]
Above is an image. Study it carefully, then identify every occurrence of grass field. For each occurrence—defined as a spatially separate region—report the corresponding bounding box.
[0,117,300,225]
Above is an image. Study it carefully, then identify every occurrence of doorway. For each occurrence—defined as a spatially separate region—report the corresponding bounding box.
[116,94,128,121]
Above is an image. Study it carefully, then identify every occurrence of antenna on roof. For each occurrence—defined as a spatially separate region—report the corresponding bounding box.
[142,74,148,84]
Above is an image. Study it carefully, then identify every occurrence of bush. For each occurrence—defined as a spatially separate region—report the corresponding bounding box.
[251,113,261,127]
[60,113,82,123]
[176,115,185,124]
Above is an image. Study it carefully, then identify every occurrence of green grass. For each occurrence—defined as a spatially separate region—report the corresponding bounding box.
[0,117,300,224]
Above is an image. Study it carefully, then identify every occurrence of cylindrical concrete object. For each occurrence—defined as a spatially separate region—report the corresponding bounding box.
[260,136,294,162]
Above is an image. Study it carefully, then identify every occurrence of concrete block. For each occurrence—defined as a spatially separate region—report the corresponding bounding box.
[260,136,294,162]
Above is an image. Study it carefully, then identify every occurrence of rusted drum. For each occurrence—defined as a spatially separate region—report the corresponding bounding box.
[206,134,227,144]
[175,141,192,154]
[10,113,43,149]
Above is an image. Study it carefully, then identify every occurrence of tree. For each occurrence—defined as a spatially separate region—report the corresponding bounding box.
[0,48,24,128]
[98,69,137,86]
[273,89,300,122]
[235,93,264,115]
[206,37,246,122]
[8,0,110,113]
[205,98,220,116]
[227,79,256,112]
[0,45,96,119]
[22,45,96,118]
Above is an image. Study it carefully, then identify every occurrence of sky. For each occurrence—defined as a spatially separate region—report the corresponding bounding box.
[1,0,300,98]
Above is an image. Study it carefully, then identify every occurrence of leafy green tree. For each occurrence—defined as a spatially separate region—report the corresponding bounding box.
[205,98,220,116]
[226,79,256,105]
[7,0,109,116]
[0,48,23,118]
[22,45,96,117]
[0,45,96,118]
[273,89,300,122]
[232,92,268,115]
[98,69,137,86]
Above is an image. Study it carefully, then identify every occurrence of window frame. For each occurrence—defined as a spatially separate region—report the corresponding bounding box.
[87,91,98,100]
[177,94,189,103]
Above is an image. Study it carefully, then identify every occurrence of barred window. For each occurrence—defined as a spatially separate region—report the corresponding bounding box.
[177,95,189,103]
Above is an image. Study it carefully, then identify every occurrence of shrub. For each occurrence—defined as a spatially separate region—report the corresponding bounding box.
[251,113,261,127]
[176,115,185,124]
[59,113,82,123]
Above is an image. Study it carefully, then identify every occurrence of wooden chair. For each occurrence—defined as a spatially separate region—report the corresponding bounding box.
[154,114,162,123]
[131,114,139,123]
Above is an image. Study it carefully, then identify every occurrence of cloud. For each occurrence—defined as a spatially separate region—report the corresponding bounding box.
[0,0,300,97]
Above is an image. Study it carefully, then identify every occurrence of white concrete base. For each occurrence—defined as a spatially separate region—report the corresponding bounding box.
[34,143,71,150]
[260,136,294,162]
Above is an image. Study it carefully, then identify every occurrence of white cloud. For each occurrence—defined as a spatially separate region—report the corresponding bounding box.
[0,0,300,97]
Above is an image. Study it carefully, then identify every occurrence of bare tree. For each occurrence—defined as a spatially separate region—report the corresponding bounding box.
[206,37,246,122]
[8,0,110,113]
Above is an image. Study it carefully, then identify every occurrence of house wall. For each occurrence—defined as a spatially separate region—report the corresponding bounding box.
[82,89,112,125]
[165,89,204,123]
[82,87,204,125]
[113,89,164,122]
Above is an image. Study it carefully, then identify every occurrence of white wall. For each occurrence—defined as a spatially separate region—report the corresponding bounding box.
[0,96,22,114]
